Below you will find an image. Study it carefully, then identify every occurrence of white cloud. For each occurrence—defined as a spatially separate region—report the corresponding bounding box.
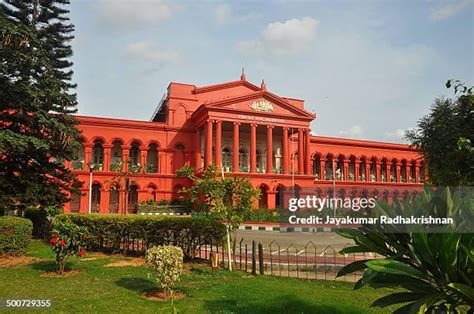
[123,41,181,64]
[385,128,415,140]
[96,0,177,28]
[214,4,256,25]
[235,17,319,56]
[338,125,363,138]
[429,0,473,22]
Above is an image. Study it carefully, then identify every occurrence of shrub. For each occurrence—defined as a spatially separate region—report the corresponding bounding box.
[50,220,89,274]
[145,245,184,293]
[0,216,33,256]
[53,214,226,258]
[337,186,474,312]
[245,208,280,222]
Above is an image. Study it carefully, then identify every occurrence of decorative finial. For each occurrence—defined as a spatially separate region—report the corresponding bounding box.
[240,67,246,81]
[261,79,266,91]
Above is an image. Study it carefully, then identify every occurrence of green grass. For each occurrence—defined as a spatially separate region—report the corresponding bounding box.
[0,240,400,313]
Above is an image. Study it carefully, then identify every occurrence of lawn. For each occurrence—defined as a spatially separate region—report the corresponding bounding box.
[0,240,401,313]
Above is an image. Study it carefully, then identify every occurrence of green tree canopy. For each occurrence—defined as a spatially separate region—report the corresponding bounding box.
[0,1,80,212]
[177,165,260,231]
[406,80,474,186]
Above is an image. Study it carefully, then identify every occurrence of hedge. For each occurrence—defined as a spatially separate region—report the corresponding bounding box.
[53,214,226,259]
[0,216,33,256]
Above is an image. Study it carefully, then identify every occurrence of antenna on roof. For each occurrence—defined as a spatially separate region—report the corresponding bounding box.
[240,67,246,81]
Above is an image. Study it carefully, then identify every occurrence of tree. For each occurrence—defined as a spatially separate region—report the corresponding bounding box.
[0,2,80,213]
[406,80,474,186]
[177,165,260,269]
[1,0,76,91]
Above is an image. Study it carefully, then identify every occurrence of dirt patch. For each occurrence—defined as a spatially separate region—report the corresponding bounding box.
[40,269,84,278]
[80,257,99,261]
[141,289,186,301]
[104,258,143,267]
[0,256,37,268]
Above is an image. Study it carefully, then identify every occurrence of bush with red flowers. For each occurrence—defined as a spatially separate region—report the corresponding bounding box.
[50,220,90,274]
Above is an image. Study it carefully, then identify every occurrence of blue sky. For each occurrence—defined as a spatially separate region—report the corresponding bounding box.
[69,0,473,143]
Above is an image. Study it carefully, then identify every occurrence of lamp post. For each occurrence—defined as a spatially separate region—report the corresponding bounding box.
[88,162,97,214]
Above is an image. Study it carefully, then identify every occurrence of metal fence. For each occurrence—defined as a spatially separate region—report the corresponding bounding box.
[194,238,379,282]
[116,236,378,282]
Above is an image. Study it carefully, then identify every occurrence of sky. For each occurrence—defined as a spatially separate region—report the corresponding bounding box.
[69,0,474,143]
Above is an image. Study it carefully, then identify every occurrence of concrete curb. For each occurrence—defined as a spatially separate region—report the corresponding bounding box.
[239,224,336,232]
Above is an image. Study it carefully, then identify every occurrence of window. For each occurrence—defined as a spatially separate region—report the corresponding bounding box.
[147,144,158,173]
[239,148,248,172]
[92,141,104,169]
[91,183,101,213]
[128,185,138,214]
[222,147,232,171]
[129,143,140,166]
[110,141,123,172]
[109,186,120,213]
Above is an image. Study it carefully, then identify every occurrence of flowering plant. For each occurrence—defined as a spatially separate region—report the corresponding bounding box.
[50,220,90,274]
[145,245,184,293]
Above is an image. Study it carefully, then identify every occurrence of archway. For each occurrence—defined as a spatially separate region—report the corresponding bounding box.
[258,184,269,208]
[128,185,138,213]
[91,183,101,213]
[109,184,120,213]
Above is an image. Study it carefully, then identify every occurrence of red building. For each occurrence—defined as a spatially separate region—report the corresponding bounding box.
[65,71,425,213]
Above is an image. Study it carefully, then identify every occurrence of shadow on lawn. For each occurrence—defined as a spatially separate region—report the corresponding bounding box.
[30,260,62,272]
[203,295,343,314]
[115,277,155,293]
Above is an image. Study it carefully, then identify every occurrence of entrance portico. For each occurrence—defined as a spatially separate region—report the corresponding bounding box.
[191,83,315,176]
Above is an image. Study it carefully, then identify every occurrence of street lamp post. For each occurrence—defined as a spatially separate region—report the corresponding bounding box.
[88,162,97,214]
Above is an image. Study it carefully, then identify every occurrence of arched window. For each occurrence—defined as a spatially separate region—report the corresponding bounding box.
[110,140,123,172]
[92,140,104,170]
[369,158,377,182]
[239,148,248,172]
[348,156,356,181]
[109,185,120,213]
[222,147,232,172]
[325,155,333,180]
[70,182,82,212]
[313,154,321,179]
[128,185,138,214]
[129,142,141,166]
[381,159,387,182]
[147,144,158,173]
[336,156,344,180]
[72,141,85,170]
[91,183,101,213]
[400,160,407,182]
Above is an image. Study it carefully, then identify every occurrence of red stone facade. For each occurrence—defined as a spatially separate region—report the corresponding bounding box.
[65,73,426,213]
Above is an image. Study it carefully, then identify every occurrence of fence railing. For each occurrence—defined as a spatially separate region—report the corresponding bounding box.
[195,239,379,282]
[117,237,378,283]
